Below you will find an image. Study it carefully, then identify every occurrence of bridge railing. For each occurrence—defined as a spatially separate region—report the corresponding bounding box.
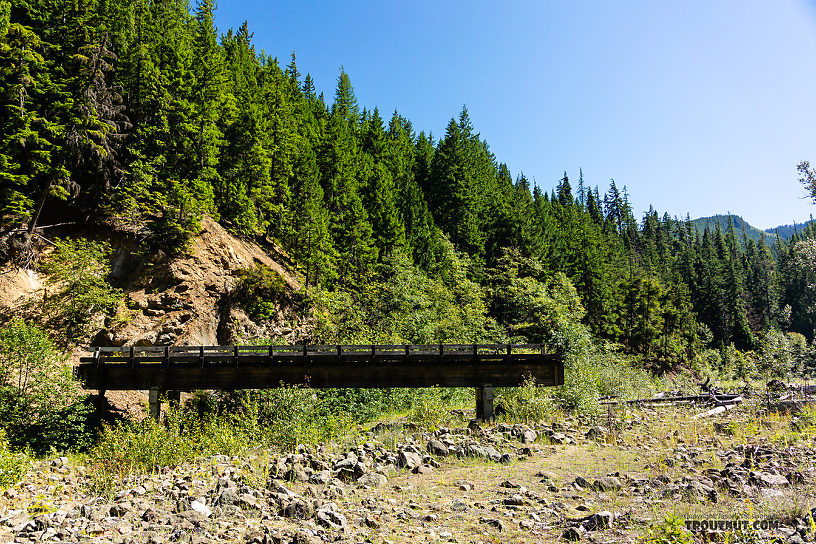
[80,343,548,366]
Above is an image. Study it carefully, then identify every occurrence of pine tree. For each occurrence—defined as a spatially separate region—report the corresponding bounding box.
[0,15,60,226]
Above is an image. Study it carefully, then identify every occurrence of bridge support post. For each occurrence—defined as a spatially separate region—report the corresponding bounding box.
[148,387,161,422]
[476,385,494,420]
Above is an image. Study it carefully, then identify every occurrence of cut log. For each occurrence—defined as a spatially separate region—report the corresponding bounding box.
[692,397,742,419]
[600,393,741,406]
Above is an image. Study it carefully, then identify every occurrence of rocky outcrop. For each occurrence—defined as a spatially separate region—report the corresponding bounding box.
[96,216,303,348]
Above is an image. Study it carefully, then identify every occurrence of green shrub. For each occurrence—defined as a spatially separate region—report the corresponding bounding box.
[496,377,556,423]
[0,429,28,489]
[251,387,351,450]
[144,212,200,257]
[235,264,289,321]
[40,237,123,343]
[315,388,414,423]
[640,514,695,544]
[408,387,454,430]
[0,318,92,453]
[89,386,357,491]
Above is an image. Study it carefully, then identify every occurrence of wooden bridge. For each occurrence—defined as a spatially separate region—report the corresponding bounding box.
[76,344,564,420]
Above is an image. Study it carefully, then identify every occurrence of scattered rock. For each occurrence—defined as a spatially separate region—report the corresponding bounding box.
[480,517,504,531]
[585,426,606,441]
[399,451,423,470]
[282,499,314,520]
[592,476,622,492]
[315,503,347,531]
[574,476,592,489]
[752,471,789,487]
[190,500,211,518]
[357,472,388,487]
[427,439,449,457]
[562,526,587,540]
[581,511,616,530]
[503,494,529,506]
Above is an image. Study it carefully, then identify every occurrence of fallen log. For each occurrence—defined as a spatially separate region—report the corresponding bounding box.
[692,397,743,419]
[600,393,741,406]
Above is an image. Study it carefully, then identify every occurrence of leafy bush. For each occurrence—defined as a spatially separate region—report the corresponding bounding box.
[496,377,557,424]
[40,237,123,343]
[89,386,357,490]
[235,263,289,321]
[757,329,813,379]
[408,387,465,430]
[315,388,413,423]
[144,212,200,257]
[309,249,506,345]
[251,387,351,450]
[0,318,92,452]
[0,429,28,489]
[90,411,198,491]
[640,514,695,544]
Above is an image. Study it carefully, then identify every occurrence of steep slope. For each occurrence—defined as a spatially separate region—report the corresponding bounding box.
[0,216,304,354]
[100,215,303,348]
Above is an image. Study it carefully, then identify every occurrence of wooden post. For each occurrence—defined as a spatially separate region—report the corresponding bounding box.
[476,384,494,421]
[148,387,161,422]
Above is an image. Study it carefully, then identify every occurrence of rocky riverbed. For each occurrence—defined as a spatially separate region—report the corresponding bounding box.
[2,405,816,543]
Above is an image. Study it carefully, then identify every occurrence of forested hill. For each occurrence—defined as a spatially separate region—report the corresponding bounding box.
[1,0,816,360]
[691,215,770,244]
[690,214,816,243]
[766,219,816,240]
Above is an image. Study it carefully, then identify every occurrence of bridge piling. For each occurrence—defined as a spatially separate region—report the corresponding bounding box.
[148,387,160,422]
[476,385,494,420]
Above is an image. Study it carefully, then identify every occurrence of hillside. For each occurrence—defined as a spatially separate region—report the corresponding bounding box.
[0,215,304,355]
[765,219,816,239]
[690,214,770,243]
[690,214,816,243]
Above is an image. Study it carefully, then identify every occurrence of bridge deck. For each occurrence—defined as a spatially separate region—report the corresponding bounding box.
[76,344,564,419]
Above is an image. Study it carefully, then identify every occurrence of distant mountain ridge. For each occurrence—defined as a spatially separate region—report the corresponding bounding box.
[764,219,816,239]
[689,214,816,243]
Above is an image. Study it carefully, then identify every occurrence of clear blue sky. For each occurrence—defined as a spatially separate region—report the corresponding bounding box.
[214,0,816,229]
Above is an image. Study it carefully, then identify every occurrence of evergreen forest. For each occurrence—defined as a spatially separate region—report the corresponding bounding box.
[2,0,816,376]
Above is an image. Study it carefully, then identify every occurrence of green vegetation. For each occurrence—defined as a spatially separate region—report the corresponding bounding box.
[496,378,557,424]
[2,0,816,364]
[235,263,290,321]
[0,429,28,489]
[640,514,695,544]
[691,214,770,244]
[89,387,353,490]
[0,318,92,453]
[1,0,816,499]
[40,238,124,343]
